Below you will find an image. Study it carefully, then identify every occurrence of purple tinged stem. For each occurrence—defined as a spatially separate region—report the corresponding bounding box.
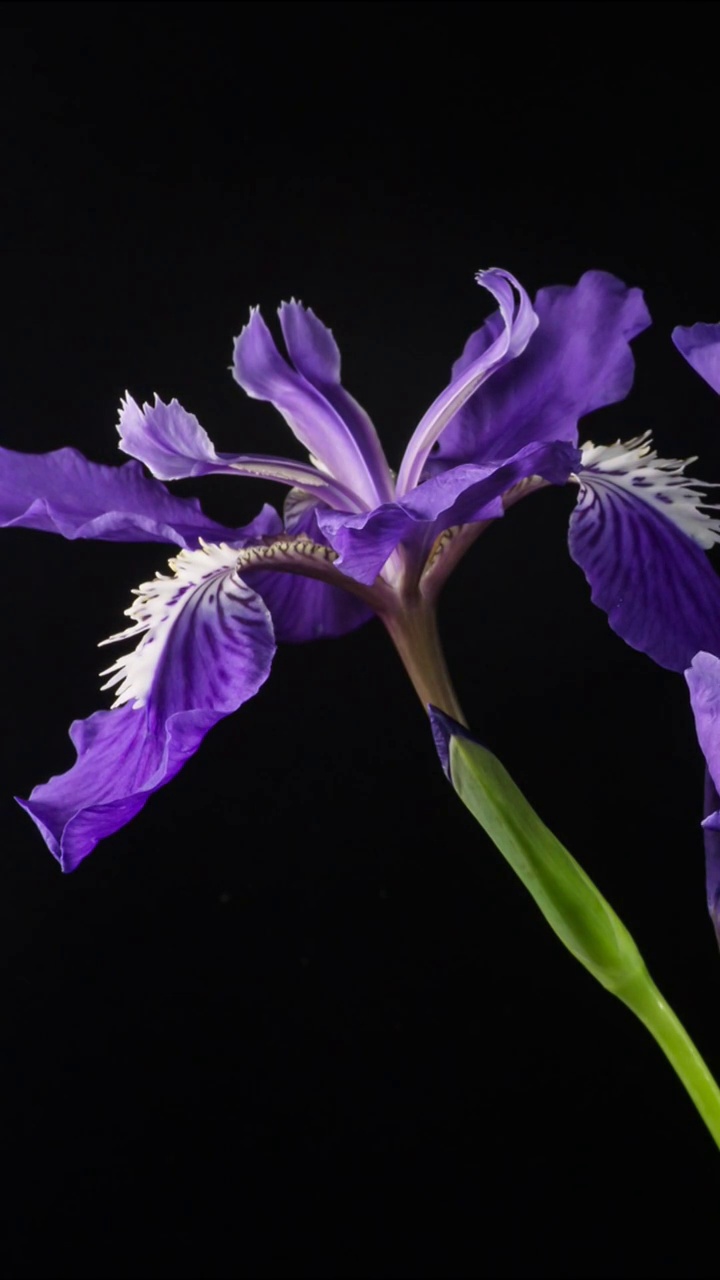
[381,598,467,724]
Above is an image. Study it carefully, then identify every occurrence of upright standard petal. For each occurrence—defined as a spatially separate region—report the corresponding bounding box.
[433,271,651,470]
[672,323,720,395]
[569,436,720,671]
[118,395,363,510]
[684,652,720,943]
[278,302,395,502]
[18,543,276,869]
[233,307,387,508]
[396,269,539,495]
[0,444,268,548]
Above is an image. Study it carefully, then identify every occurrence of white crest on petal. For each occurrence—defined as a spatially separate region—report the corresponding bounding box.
[98,541,243,709]
[577,432,720,549]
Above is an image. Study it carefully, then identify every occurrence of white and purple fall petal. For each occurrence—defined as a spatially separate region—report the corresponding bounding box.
[569,434,720,671]
[18,542,276,871]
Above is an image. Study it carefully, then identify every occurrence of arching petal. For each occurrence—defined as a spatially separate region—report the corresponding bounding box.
[247,489,373,642]
[433,270,651,470]
[233,308,385,508]
[18,544,275,869]
[396,269,538,495]
[672,323,720,395]
[318,440,579,585]
[118,395,362,510]
[0,444,270,548]
[569,438,720,671]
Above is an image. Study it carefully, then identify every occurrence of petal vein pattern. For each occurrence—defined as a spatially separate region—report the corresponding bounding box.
[579,433,720,548]
[19,543,275,870]
[99,541,274,719]
[570,437,720,671]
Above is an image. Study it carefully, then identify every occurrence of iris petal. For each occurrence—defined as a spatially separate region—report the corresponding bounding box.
[569,444,720,671]
[0,443,262,548]
[118,395,362,510]
[247,489,373,642]
[278,302,394,502]
[233,307,386,508]
[18,544,275,869]
[672,322,720,395]
[433,270,651,470]
[318,440,580,585]
[396,268,538,495]
[684,653,720,942]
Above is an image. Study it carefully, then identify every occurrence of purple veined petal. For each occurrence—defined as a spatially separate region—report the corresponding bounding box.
[432,270,652,471]
[672,322,720,395]
[317,440,580,586]
[247,488,373,642]
[569,438,720,671]
[684,653,720,943]
[233,308,387,509]
[395,269,539,497]
[118,395,363,511]
[0,443,278,548]
[278,302,395,503]
[18,543,276,870]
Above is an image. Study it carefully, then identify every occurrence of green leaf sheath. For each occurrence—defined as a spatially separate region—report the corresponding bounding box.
[449,733,720,1150]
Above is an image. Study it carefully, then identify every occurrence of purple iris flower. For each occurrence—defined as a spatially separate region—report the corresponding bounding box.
[4,266,716,873]
[673,319,720,944]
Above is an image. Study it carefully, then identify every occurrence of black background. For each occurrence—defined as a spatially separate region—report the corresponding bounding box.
[2,4,720,1277]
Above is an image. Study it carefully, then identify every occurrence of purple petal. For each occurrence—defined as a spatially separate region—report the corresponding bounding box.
[684,653,720,943]
[318,440,580,585]
[249,489,373,642]
[118,395,361,510]
[278,302,394,502]
[569,462,720,671]
[702,773,720,948]
[396,269,539,495]
[672,323,720,395]
[433,271,651,470]
[19,544,276,869]
[0,443,272,548]
[233,308,387,508]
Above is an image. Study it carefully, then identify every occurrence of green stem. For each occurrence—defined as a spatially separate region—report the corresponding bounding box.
[618,969,720,1149]
[445,725,720,1151]
[384,599,720,1147]
[382,598,467,725]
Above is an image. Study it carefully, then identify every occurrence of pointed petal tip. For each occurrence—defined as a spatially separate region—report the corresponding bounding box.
[428,706,477,781]
[428,705,455,778]
[232,304,263,343]
[14,794,62,865]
